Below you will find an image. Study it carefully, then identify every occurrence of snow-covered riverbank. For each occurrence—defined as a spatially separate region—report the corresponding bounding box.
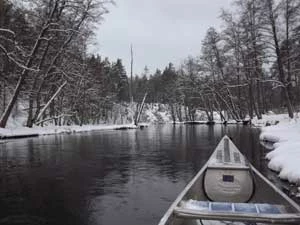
[259,114,300,185]
[0,124,139,139]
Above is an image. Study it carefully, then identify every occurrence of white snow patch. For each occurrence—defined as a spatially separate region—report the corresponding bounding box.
[143,104,172,123]
[0,124,138,139]
[259,115,300,184]
[252,113,292,127]
[6,101,29,128]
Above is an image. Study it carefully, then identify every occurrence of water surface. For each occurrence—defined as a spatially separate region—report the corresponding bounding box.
[0,125,274,225]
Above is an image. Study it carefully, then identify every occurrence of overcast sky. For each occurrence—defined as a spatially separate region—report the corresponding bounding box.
[91,0,233,75]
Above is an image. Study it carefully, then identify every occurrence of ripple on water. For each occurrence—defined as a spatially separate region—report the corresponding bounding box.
[0,125,270,225]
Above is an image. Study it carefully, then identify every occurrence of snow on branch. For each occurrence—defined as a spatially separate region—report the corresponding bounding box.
[222,83,249,90]
[35,114,73,126]
[0,28,16,37]
[48,28,81,34]
[260,79,286,89]
[0,44,39,72]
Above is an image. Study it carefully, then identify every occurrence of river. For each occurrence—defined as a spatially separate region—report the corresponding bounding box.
[0,125,283,225]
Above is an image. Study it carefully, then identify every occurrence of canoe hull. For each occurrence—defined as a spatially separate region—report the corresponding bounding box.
[158,136,300,225]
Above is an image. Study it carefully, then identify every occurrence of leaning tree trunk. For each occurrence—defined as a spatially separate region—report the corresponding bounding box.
[135,93,147,126]
[0,38,43,128]
[26,42,50,127]
[35,81,67,123]
[0,0,61,128]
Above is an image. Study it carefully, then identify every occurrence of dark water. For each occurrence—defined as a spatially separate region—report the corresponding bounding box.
[0,125,276,225]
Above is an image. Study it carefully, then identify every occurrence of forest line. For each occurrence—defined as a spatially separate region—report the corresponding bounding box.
[1,0,300,128]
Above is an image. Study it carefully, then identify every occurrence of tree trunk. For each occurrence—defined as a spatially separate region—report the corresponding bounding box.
[267,0,294,118]
[176,104,182,122]
[255,79,262,119]
[170,104,176,123]
[1,78,6,113]
[213,94,226,121]
[0,1,59,128]
[35,81,67,123]
[26,42,50,127]
[135,92,147,125]
[248,79,254,119]
[237,63,243,119]
[285,0,293,106]
[207,98,214,121]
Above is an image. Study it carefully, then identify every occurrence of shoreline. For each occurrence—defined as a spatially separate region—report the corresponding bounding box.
[257,115,300,188]
[0,124,140,140]
[0,120,246,140]
[1,117,299,195]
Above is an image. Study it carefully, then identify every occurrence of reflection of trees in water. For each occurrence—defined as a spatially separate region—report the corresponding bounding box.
[0,125,264,225]
[0,133,133,225]
[131,125,262,182]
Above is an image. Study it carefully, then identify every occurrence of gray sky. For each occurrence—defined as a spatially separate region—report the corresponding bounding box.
[91,0,233,75]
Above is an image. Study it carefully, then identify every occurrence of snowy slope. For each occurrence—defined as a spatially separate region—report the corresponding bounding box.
[259,115,300,184]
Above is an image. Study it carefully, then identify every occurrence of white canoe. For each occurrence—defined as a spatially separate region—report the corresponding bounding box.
[158,135,300,225]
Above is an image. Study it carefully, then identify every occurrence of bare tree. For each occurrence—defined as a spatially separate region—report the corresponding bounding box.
[0,0,112,128]
[263,0,294,118]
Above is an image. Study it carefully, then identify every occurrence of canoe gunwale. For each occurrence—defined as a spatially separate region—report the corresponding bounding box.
[250,164,300,212]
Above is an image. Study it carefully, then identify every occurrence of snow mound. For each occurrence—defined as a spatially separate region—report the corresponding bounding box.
[260,119,300,184]
[252,113,291,127]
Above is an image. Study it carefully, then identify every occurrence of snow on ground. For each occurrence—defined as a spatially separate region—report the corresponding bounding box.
[259,113,300,184]
[6,101,29,128]
[143,104,173,123]
[252,112,293,127]
[0,124,138,139]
